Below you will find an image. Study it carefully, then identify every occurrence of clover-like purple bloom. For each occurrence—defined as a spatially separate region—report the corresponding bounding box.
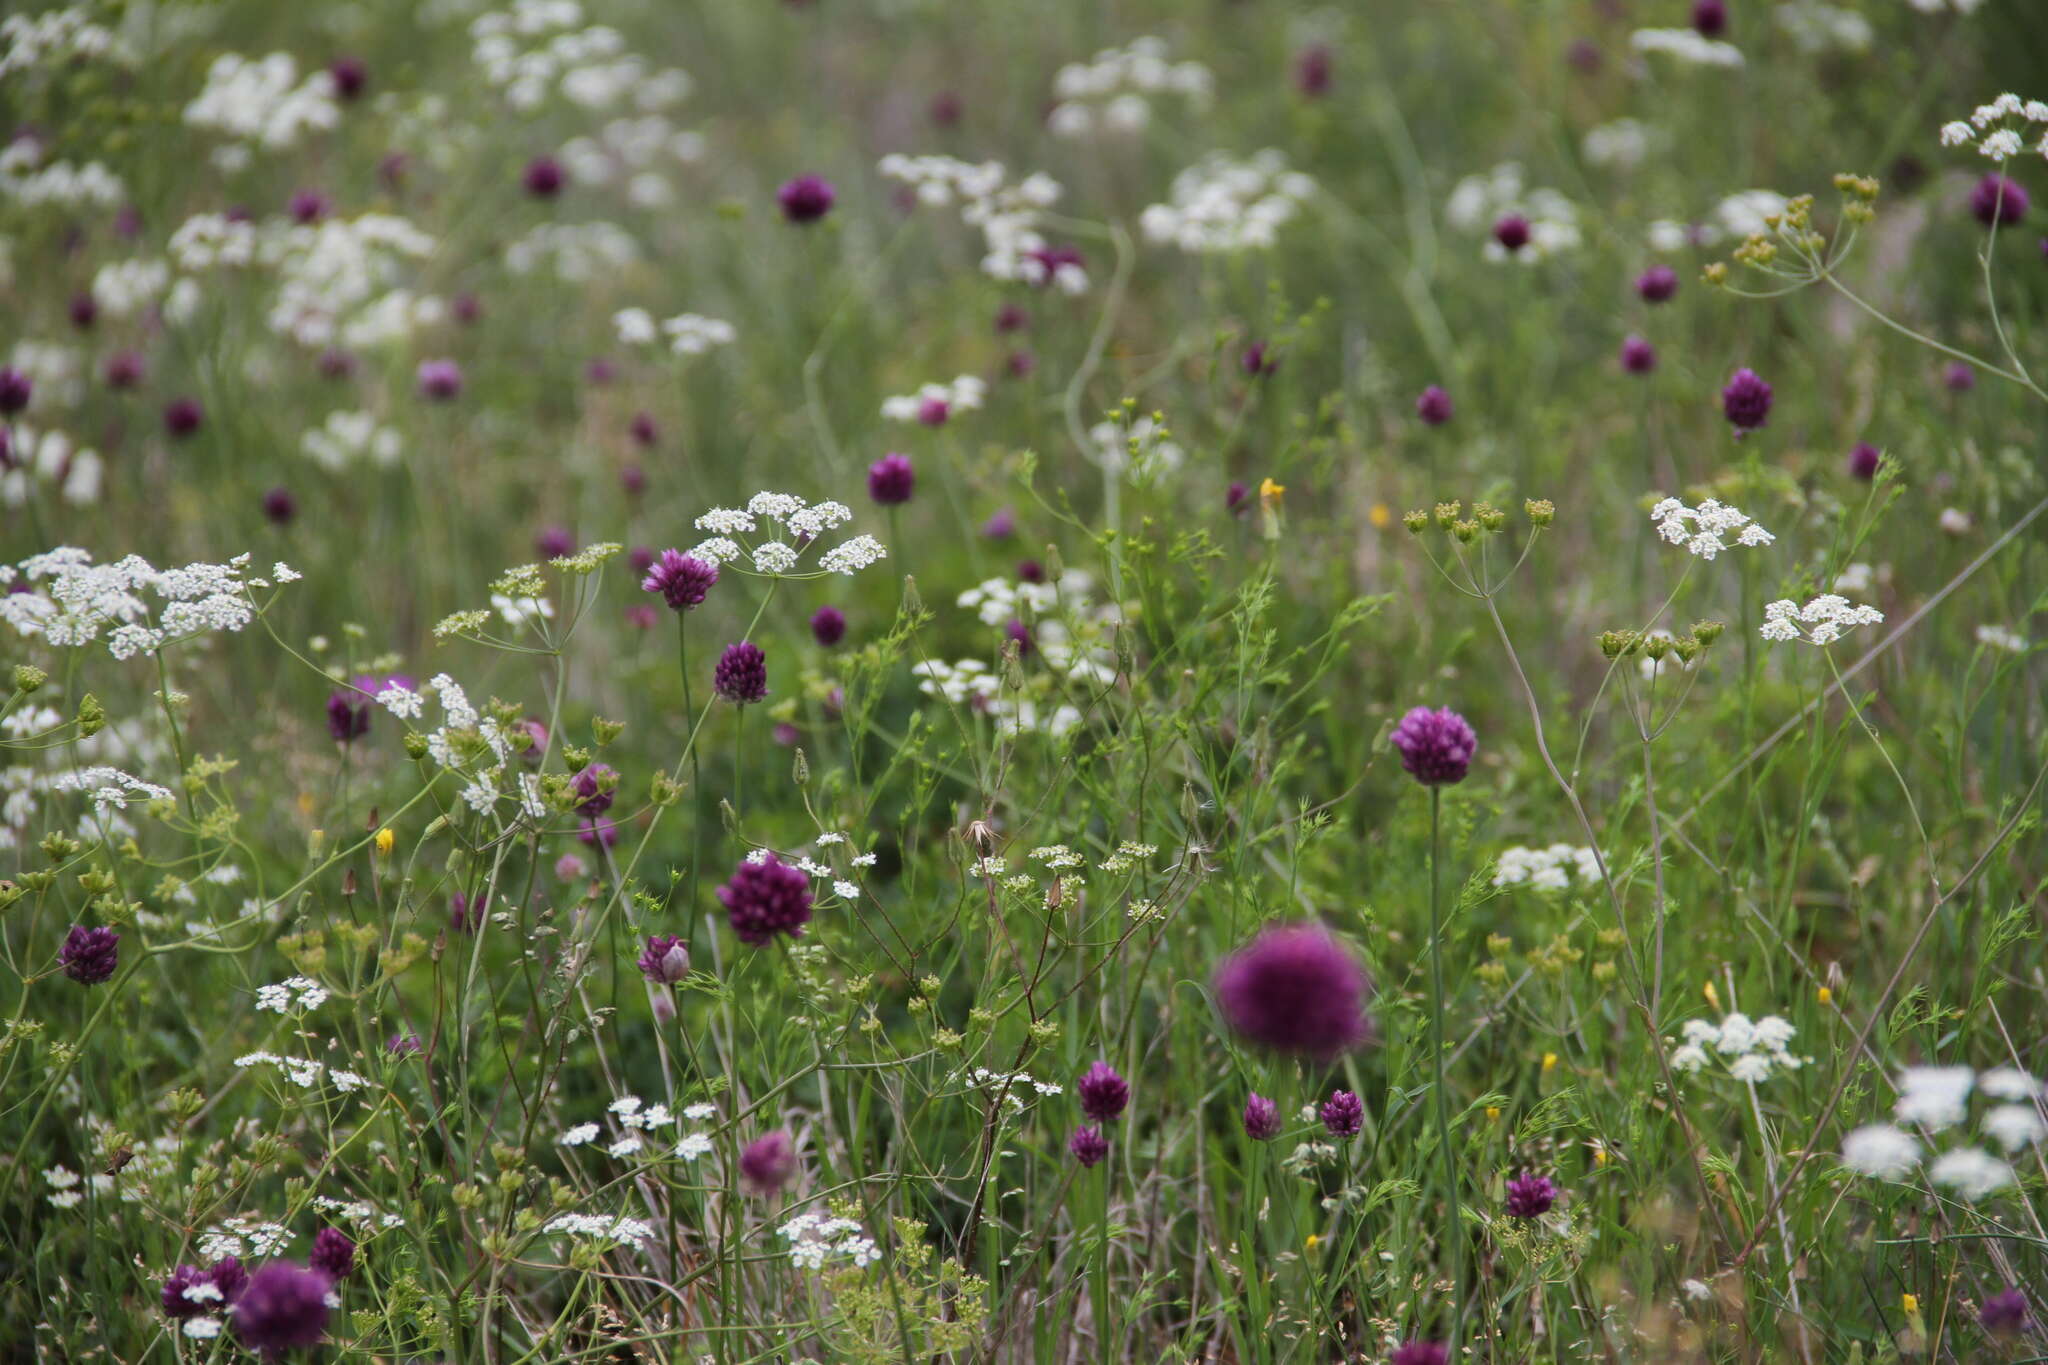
[715,641,768,704]
[638,933,690,984]
[1972,173,2030,229]
[208,1258,248,1303]
[523,156,565,198]
[1691,0,1727,36]
[1848,442,1882,480]
[1504,1171,1559,1219]
[1390,706,1477,786]
[1981,1287,2031,1336]
[570,763,615,818]
[231,1262,332,1354]
[1320,1089,1364,1137]
[1390,1343,1448,1365]
[59,925,119,985]
[719,853,814,946]
[417,359,463,400]
[0,366,32,415]
[810,605,846,646]
[1493,214,1531,252]
[1620,335,1657,374]
[777,174,835,223]
[1077,1061,1130,1123]
[1415,384,1452,426]
[161,1264,211,1320]
[326,689,371,743]
[1720,367,1773,430]
[642,549,718,611]
[1069,1124,1109,1168]
[1213,923,1374,1057]
[329,56,368,100]
[867,452,915,506]
[1242,1092,1282,1141]
[308,1227,355,1281]
[1635,264,1678,303]
[739,1129,796,1194]
[164,397,204,439]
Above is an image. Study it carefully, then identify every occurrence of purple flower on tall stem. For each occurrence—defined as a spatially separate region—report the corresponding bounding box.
[535,525,574,559]
[1242,341,1277,377]
[777,174,836,223]
[1492,214,1531,253]
[1213,923,1374,1057]
[641,550,718,611]
[417,359,462,400]
[329,57,368,100]
[1504,1171,1559,1218]
[1636,264,1678,303]
[1720,367,1773,431]
[994,303,1029,334]
[715,641,768,703]
[326,689,371,742]
[161,1265,212,1319]
[452,292,483,325]
[1242,1092,1282,1141]
[739,1129,796,1193]
[570,763,615,817]
[58,925,119,984]
[1226,481,1250,516]
[1294,43,1333,97]
[1945,361,1976,392]
[637,934,690,985]
[523,156,565,198]
[0,367,29,415]
[1390,1343,1448,1365]
[1415,385,1453,426]
[105,349,145,389]
[810,605,846,646]
[578,817,618,847]
[164,398,204,439]
[1390,706,1477,786]
[1620,335,1657,374]
[208,1258,248,1303]
[262,487,297,524]
[1848,442,1882,480]
[1691,0,1727,35]
[388,1032,423,1055]
[308,1228,355,1281]
[867,452,915,505]
[621,463,648,495]
[289,190,330,224]
[1077,1061,1130,1123]
[1981,1287,2031,1335]
[69,292,98,329]
[1069,1125,1109,1167]
[1320,1089,1364,1137]
[231,1262,332,1354]
[629,411,658,447]
[450,892,483,934]
[719,853,814,945]
[1972,173,2030,228]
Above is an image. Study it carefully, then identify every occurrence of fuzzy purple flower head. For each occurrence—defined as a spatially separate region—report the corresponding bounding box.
[1504,1171,1559,1219]
[329,56,368,100]
[1242,1092,1282,1141]
[1213,923,1374,1057]
[1691,0,1727,36]
[1721,367,1773,430]
[1390,706,1477,786]
[326,689,371,743]
[777,174,836,224]
[209,1258,249,1303]
[231,1262,332,1355]
[867,452,915,506]
[0,366,32,415]
[570,763,615,818]
[714,641,768,704]
[522,156,565,198]
[1620,335,1657,374]
[262,487,297,524]
[1320,1089,1364,1137]
[161,1265,213,1320]
[1635,264,1678,303]
[1848,442,1882,480]
[739,1129,796,1194]
[1242,340,1278,376]
[1981,1287,2030,1336]
[810,605,846,646]
[637,933,690,985]
[59,925,119,985]
[388,1032,423,1056]
[417,359,462,400]
[1945,361,1976,392]
[1972,173,2030,229]
[1390,1343,1448,1365]
[164,397,204,439]
[642,549,718,612]
[308,1228,355,1281]
[1415,384,1453,426]
[719,853,813,946]
[1294,42,1332,97]
[1069,1124,1110,1167]
[1492,214,1531,253]
[1077,1061,1130,1123]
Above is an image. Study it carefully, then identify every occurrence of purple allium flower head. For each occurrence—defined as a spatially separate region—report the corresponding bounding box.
[1720,367,1773,430]
[450,892,483,935]
[59,925,119,984]
[1005,618,1033,655]
[637,933,691,985]
[1069,1124,1110,1167]
[1025,243,1085,284]
[164,397,203,439]
[629,410,658,446]
[773,721,800,746]
[1390,706,1477,785]
[69,291,98,329]
[621,462,648,495]
[417,359,462,400]
[1005,348,1036,378]
[1636,264,1679,303]
[1848,442,1882,480]
[1691,0,1727,35]
[329,57,368,100]
[1017,559,1046,584]
[1504,1171,1559,1218]
[262,487,298,525]
[1320,1089,1364,1137]
[810,605,846,646]
[1981,1287,2031,1336]
[1213,923,1374,1057]
[535,525,574,559]
[739,1129,796,1193]
[162,1264,211,1319]
[714,640,769,704]
[1945,361,1976,392]
[289,190,329,224]
[388,1031,423,1055]
[1294,42,1333,97]
[231,1262,331,1354]
[994,303,1030,334]
[578,817,618,847]
[105,349,145,389]
[1242,341,1278,377]
[719,853,813,945]
[318,348,356,380]
[1493,214,1532,252]
[1390,1343,1449,1365]
[930,90,963,126]
[917,395,950,425]
[1620,335,1658,374]
[570,763,615,818]
[982,506,1017,539]
[0,367,28,415]
[642,549,718,611]
[308,1228,355,1281]
[1415,384,1453,426]
[1242,1092,1282,1141]
[208,1258,248,1303]
[867,452,915,505]
[326,689,371,743]
[625,603,659,630]
[1226,481,1250,516]
[777,174,836,223]
[1972,174,2030,228]
[523,156,565,198]
[1077,1061,1130,1123]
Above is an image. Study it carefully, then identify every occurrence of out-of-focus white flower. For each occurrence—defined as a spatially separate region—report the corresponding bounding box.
[184,52,340,150]
[1775,3,1872,55]
[1140,151,1317,254]
[1840,1123,1921,1179]
[1446,162,1583,262]
[1895,1065,1975,1131]
[1629,27,1745,68]
[1045,37,1210,139]
[1928,1146,2014,1200]
[1759,594,1884,646]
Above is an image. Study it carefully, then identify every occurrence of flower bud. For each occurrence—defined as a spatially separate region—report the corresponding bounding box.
[1525,498,1555,527]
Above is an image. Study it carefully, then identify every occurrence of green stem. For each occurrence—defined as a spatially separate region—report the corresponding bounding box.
[1428,786,1462,1344]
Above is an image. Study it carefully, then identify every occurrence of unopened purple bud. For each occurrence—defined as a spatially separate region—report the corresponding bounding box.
[1320,1089,1364,1136]
[1415,384,1453,426]
[1242,1092,1282,1140]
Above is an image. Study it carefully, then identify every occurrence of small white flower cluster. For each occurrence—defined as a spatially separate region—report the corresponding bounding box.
[1141,151,1317,254]
[183,53,341,156]
[1842,1066,2043,1201]
[1629,27,1745,68]
[1759,594,1883,646]
[1582,119,1653,170]
[559,1096,714,1161]
[1445,163,1583,262]
[382,674,543,818]
[47,765,171,818]
[311,1195,405,1230]
[42,1164,113,1209]
[1,548,292,660]
[881,374,987,424]
[503,220,640,282]
[262,214,442,350]
[1907,0,1986,11]
[302,411,403,470]
[1939,93,2048,163]
[687,491,886,578]
[960,1066,1064,1109]
[1088,415,1184,479]
[9,338,85,407]
[1669,1013,1805,1083]
[254,976,330,1013]
[542,1212,656,1247]
[1492,844,1601,892]
[562,116,705,206]
[0,425,102,507]
[89,258,171,319]
[1047,37,1211,138]
[199,1216,294,1261]
[779,1211,880,1270]
[1644,191,1791,253]
[912,658,999,706]
[1650,498,1775,560]
[0,138,124,209]
[1976,624,2028,653]
[471,0,691,113]
[877,154,1079,291]
[0,8,128,81]
[956,575,1060,628]
[611,308,736,356]
[1776,2,1873,54]
[168,213,260,271]
[234,1050,367,1094]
